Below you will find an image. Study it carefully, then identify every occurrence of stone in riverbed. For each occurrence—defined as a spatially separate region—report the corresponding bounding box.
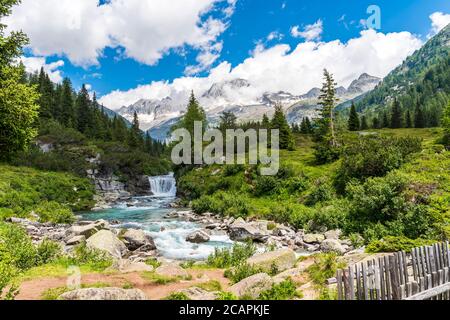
[229,273,273,299]
[228,220,270,242]
[324,229,342,240]
[121,229,156,251]
[303,233,325,244]
[86,230,128,259]
[186,230,210,243]
[155,263,189,278]
[59,288,147,300]
[246,248,296,273]
[66,224,99,238]
[320,239,346,255]
[66,235,86,246]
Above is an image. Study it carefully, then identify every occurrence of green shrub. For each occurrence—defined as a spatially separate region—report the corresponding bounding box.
[144,258,162,269]
[254,176,279,196]
[0,251,19,300]
[192,192,250,218]
[224,263,263,284]
[259,279,301,300]
[305,179,335,206]
[0,222,37,270]
[215,292,237,300]
[207,242,256,269]
[197,280,222,292]
[165,292,191,300]
[65,243,113,271]
[36,239,62,265]
[34,201,75,224]
[223,165,245,176]
[335,135,422,191]
[366,236,435,253]
[307,253,346,286]
[313,143,341,165]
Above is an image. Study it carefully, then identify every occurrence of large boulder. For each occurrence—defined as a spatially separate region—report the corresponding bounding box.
[66,235,86,246]
[228,220,270,242]
[186,230,210,243]
[246,248,297,273]
[320,239,346,255]
[155,263,189,278]
[303,234,325,244]
[67,224,99,238]
[121,229,156,251]
[113,259,154,273]
[59,288,147,300]
[229,273,273,299]
[324,229,342,240]
[86,230,128,259]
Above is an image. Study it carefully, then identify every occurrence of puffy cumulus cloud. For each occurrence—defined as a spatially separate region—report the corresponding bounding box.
[429,12,450,36]
[100,29,423,110]
[20,56,65,83]
[291,19,323,41]
[5,0,234,67]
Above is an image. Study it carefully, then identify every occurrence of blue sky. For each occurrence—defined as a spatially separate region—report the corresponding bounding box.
[6,0,450,108]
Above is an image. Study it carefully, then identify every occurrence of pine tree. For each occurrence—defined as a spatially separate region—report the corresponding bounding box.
[390,99,403,129]
[60,78,76,127]
[317,69,339,146]
[382,112,390,128]
[128,111,143,148]
[405,110,413,128]
[415,103,426,128]
[175,91,207,136]
[271,104,295,150]
[261,114,270,129]
[76,84,94,135]
[372,117,380,129]
[348,102,360,131]
[442,101,450,146]
[300,117,313,134]
[219,111,237,132]
[360,116,369,130]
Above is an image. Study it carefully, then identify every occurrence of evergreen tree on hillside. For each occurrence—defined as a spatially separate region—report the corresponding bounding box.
[271,104,295,150]
[128,111,143,148]
[60,78,76,127]
[442,101,450,146]
[390,99,403,129]
[76,84,94,135]
[0,0,39,160]
[219,111,237,133]
[317,69,339,146]
[415,103,426,128]
[261,114,271,129]
[382,112,390,128]
[300,117,313,134]
[348,102,360,131]
[112,115,128,143]
[406,110,413,128]
[175,91,207,137]
[372,117,380,129]
[37,68,54,119]
[360,116,369,130]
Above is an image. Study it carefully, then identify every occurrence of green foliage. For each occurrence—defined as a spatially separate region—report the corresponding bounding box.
[259,279,301,300]
[36,240,61,265]
[348,103,360,131]
[65,243,113,272]
[254,176,279,196]
[192,191,250,218]
[197,280,222,292]
[164,292,191,300]
[305,179,335,206]
[366,236,435,253]
[144,258,162,269]
[443,101,450,146]
[206,242,256,269]
[271,104,295,150]
[34,201,75,224]
[0,222,38,270]
[224,263,263,284]
[0,165,95,220]
[307,253,346,286]
[216,292,238,300]
[142,272,181,285]
[335,135,422,191]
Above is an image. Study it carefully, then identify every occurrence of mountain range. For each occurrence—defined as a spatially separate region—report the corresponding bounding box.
[117,73,381,141]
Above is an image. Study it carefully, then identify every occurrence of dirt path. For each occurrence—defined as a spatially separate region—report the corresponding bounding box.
[17,269,230,301]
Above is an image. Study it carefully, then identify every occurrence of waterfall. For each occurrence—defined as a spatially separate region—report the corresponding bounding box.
[148,173,177,197]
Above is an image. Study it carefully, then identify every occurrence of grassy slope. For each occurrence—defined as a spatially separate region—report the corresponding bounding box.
[178,128,449,235]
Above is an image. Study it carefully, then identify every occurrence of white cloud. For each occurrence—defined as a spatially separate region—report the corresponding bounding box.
[100,29,423,110]
[5,0,235,67]
[267,31,284,41]
[20,56,65,83]
[429,12,450,36]
[291,19,323,41]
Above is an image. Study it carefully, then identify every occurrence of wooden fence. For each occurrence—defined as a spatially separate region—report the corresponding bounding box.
[334,242,450,300]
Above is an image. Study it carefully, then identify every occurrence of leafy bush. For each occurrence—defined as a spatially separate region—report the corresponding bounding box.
[36,239,62,265]
[192,191,250,218]
[223,164,245,176]
[165,292,191,300]
[144,258,162,269]
[34,201,75,224]
[224,263,263,284]
[0,222,37,270]
[307,253,346,286]
[207,242,256,269]
[197,280,222,292]
[259,279,301,300]
[254,176,279,196]
[216,292,237,300]
[314,143,341,165]
[305,179,335,206]
[335,135,422,191]
[366,236,435,253]
[66,243,113,271]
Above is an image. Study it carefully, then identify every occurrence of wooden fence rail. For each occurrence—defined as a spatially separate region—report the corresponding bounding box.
[335,242,450,300]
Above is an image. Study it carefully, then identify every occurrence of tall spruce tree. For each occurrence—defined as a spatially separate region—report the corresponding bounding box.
[415,103,426,128]
[261,114,270,129]
[128,111,143,148]
[360,116,369,130]
[348,102,360,131]
[442,101,450,146]
[271,104,295,150]
[76,84,94,135]
[390,99,403,129]
[406,110,413,128]
[317,69,339,146]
